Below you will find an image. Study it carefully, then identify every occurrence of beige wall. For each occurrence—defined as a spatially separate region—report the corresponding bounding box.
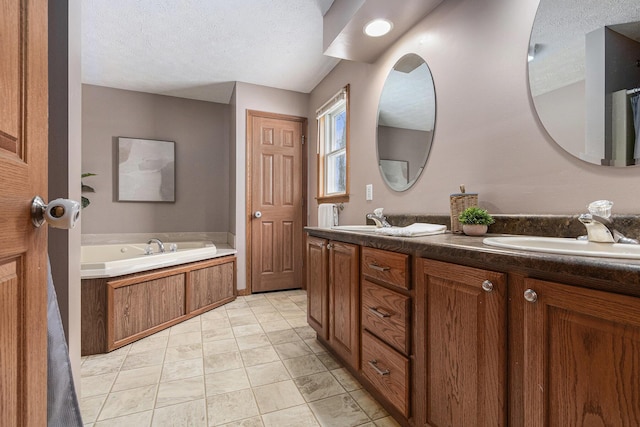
[82,85,231,234]
[308,0,640,226]
[81,82,309,292]
[377,125,432,185]
[49,0,83,389]
[232,82,310,290]
[79,0,640,299]
[533,81,586,162]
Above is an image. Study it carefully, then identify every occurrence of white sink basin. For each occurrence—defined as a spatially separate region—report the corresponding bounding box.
[483,236,640,259]
[331,225,378,233]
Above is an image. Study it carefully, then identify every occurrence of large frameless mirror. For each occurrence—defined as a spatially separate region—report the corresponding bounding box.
[377,53,435,191]
[528,0,640,167]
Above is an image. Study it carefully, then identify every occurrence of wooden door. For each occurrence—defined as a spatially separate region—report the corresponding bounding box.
[416,259,507,427]
[329,241,360,368]
[523,278,640,426]
[249,111,306,293]
[0,1,49,425]
[306,235,329,339]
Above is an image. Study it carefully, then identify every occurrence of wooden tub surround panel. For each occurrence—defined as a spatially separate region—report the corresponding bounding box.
[82,256,236,356]
[188,259,235,314]
[108,274,186,349]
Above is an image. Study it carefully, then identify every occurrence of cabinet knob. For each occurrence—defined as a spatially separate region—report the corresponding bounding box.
[481,280,494,292]
[524,288,538,303]
[326,243,333,249]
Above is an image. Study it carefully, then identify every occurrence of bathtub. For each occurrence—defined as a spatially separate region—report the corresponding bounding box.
[81,241,236,279]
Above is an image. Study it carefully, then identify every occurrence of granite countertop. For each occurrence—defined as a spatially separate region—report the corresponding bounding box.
[305,226,640,298]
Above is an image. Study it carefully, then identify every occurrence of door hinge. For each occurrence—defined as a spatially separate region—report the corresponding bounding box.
[302,135,305,145]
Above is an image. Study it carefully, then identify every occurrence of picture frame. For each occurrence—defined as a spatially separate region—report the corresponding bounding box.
[117,137,176,202]
[380,159,409,187]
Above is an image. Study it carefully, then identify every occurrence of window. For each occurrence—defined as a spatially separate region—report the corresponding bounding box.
[317,85,349,203]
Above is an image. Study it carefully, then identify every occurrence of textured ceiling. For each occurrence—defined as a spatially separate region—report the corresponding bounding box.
[82,0,339,103]
[378,62,435,131]
[529,0,640,96]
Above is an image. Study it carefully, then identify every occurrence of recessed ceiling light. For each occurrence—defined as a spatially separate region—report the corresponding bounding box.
[364,19,393,37]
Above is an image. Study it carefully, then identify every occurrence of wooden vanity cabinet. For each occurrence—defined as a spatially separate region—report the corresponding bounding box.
[308,230,640,427]
[329,241,361,368]
[306,236,329,339]
[360,247,412,419]
[416,258,507,427]
[306,237,360,369]
[520,278,640,426]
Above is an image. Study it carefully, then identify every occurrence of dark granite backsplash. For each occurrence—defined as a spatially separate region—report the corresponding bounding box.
[372,213,640,240]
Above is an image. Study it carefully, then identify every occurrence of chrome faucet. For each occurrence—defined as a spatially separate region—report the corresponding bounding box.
[578,214,638,244]
[366,208,392,228]
[147,238,166,253]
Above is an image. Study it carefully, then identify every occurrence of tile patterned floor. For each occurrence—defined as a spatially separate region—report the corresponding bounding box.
[80,289,401,427]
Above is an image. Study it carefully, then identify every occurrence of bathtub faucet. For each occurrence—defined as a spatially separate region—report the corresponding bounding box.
[147,238,166,254]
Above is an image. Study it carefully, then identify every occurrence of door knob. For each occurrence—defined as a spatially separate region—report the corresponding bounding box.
[254,211,262,218]
[31,196,81,229]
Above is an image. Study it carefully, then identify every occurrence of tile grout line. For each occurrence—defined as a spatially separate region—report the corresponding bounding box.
[91,340,132,424]
[81,290,393,427]
[150,324,173,426]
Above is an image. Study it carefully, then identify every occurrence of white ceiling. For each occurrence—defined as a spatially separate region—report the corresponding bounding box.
[82,0,340,104]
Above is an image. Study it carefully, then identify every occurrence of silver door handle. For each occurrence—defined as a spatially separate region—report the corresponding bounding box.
[368,307,391,318]
[254,211,262,218]
[368,263,390,272]
[368,360,390,376]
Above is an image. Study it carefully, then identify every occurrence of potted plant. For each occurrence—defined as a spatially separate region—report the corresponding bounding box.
[458,206,494,236]
[81,172,97,209]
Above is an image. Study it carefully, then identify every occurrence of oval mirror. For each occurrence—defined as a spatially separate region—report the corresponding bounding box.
[528,1,640,167]
[377,53,435,191]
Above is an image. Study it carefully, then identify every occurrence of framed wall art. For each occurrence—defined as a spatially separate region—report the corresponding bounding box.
[379,159,409,187]
[117,137,176,202]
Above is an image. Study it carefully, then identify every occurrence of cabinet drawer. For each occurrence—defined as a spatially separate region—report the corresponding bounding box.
[362,331,410,417]
[361,247,409,290]
[362,279,410,354]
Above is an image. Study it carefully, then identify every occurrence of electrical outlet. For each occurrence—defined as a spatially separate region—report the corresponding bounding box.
[365,184,373,201]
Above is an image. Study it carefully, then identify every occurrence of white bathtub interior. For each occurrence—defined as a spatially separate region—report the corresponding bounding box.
[81,234,236,279]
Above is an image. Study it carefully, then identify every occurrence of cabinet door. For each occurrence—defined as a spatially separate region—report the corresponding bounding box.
[329,241,360,368]
[417,258,507,427]
[307,236,329,340]
[523,278,640,426]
